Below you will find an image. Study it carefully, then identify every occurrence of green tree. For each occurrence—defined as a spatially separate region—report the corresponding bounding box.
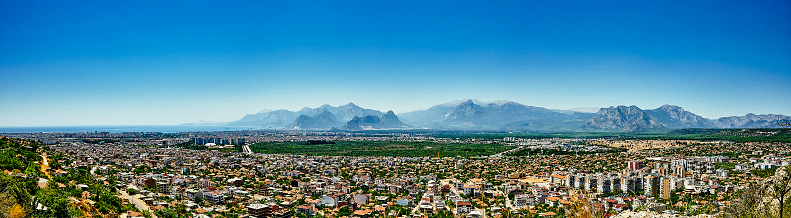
[175,203,188,217]
[0,173,32,214]
[337,206,351,217]
[34,187,73,218]
[156,208,179,218]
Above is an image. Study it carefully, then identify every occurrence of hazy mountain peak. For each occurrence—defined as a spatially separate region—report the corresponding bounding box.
[486,100,515,106]
[439,100,486,122]
[341,102,360,108]
[658,104,683,110]
[341,111,410,130]
[599,105,642,113]
[439,99,515,107]
[587,105,662,131]
[439,99,475,107]
[566,107,601,113]
[286,110,343,130]
[460,100,475,106]
[646,105,712,128]
[714,113,789,128]
[256,109,274,113]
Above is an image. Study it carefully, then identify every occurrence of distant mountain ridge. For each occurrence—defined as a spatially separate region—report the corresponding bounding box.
[645,105,714,128]
[226,100,789,132]
[339,111,411,130]
[584,105,789,131]
[585,106,664,131]
[285,110,344,130]
[402,100,594,131]
[228,103,382,129]
[714,113,789,128]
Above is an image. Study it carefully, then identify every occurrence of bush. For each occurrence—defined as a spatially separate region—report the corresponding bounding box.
[127,188,138,195]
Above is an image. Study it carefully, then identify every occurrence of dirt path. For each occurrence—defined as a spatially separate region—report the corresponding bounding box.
[40,153,51,178]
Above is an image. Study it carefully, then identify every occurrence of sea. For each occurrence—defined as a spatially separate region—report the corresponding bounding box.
[0,125,262,133]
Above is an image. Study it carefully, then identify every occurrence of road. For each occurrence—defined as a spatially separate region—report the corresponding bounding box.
[489,146,523,158]
[90,165,156,217]
[242,144,253,154]
[119,190,158,218]
[503,188,513,210]
[439,179,462,217]
[440,179,488,218]
[40,153,51,177]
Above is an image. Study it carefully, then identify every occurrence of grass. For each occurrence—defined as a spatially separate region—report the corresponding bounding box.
[248,141,513,157]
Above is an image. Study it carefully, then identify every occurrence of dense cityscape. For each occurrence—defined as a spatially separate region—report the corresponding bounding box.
[1,129,789,218]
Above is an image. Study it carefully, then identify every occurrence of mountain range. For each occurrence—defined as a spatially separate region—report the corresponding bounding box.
[285,110,344,130]
[228,103,382,129]
[226,100,789,131]
[338,111,411,131]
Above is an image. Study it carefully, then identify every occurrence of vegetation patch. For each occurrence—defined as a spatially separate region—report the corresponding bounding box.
[508,147,626,156]
[248,141,512,157]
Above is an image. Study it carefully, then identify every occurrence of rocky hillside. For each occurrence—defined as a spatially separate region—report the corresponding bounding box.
[340,111,410,130]
[285,110,344,130]
[585,106,664,131]
[645,105,714,128]
[713,113,790,128]
[401,100,591,130]
[228,103,383,128]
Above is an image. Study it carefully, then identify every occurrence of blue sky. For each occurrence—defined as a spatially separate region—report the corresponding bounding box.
[1,0,790,126]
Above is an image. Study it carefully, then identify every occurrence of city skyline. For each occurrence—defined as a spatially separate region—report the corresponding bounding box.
[2,1,790,126]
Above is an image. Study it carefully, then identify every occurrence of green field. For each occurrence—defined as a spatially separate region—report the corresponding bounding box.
[248,141,513,157]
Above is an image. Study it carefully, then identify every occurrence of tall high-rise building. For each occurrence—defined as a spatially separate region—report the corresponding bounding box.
[627,161,643,171]
[644,175,659,197]
[661,177,671,200]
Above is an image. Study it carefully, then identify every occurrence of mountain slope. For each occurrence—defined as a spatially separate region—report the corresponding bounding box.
[341,111,411,130]
[585,106,664,131]
[285,110,344,130]
[440,100,486,122]
[404,100,593,130]
[713,113,790,128]
[299,103,384,121]
[399,105,455,127]
[228,103,383,128]
[228,109,299,128]
[645,105,714,128]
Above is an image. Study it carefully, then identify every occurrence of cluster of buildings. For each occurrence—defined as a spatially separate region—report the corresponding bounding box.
[193,137,246,146]
[29,133,791,217]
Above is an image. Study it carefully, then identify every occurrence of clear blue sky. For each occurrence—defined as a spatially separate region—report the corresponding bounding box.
[1,0,790,126]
